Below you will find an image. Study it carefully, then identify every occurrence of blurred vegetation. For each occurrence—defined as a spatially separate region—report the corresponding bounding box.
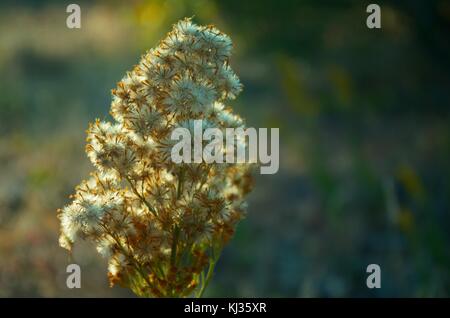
[0,0,449,297]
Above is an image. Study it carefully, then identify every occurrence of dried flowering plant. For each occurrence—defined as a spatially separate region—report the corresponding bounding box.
[58,18,254,297]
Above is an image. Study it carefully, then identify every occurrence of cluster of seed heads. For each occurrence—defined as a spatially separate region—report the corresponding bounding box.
[58,18,253,297]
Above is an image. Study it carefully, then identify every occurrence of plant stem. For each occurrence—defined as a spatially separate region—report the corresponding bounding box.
[197,259,216,298]
[125,176,157,216]
[170,226,180,267]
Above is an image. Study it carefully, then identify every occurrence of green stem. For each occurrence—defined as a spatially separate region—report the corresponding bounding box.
[197,259,216,298]
[170,226,180,267]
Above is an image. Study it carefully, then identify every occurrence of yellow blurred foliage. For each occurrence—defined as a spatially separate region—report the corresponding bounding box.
[397,165,426,201]
[276,54,319,117]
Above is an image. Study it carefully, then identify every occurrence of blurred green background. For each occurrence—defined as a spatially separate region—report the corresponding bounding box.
[0,0,449,297]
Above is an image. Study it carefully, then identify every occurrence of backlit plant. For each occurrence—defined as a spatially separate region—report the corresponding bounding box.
[58,18,253,297]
